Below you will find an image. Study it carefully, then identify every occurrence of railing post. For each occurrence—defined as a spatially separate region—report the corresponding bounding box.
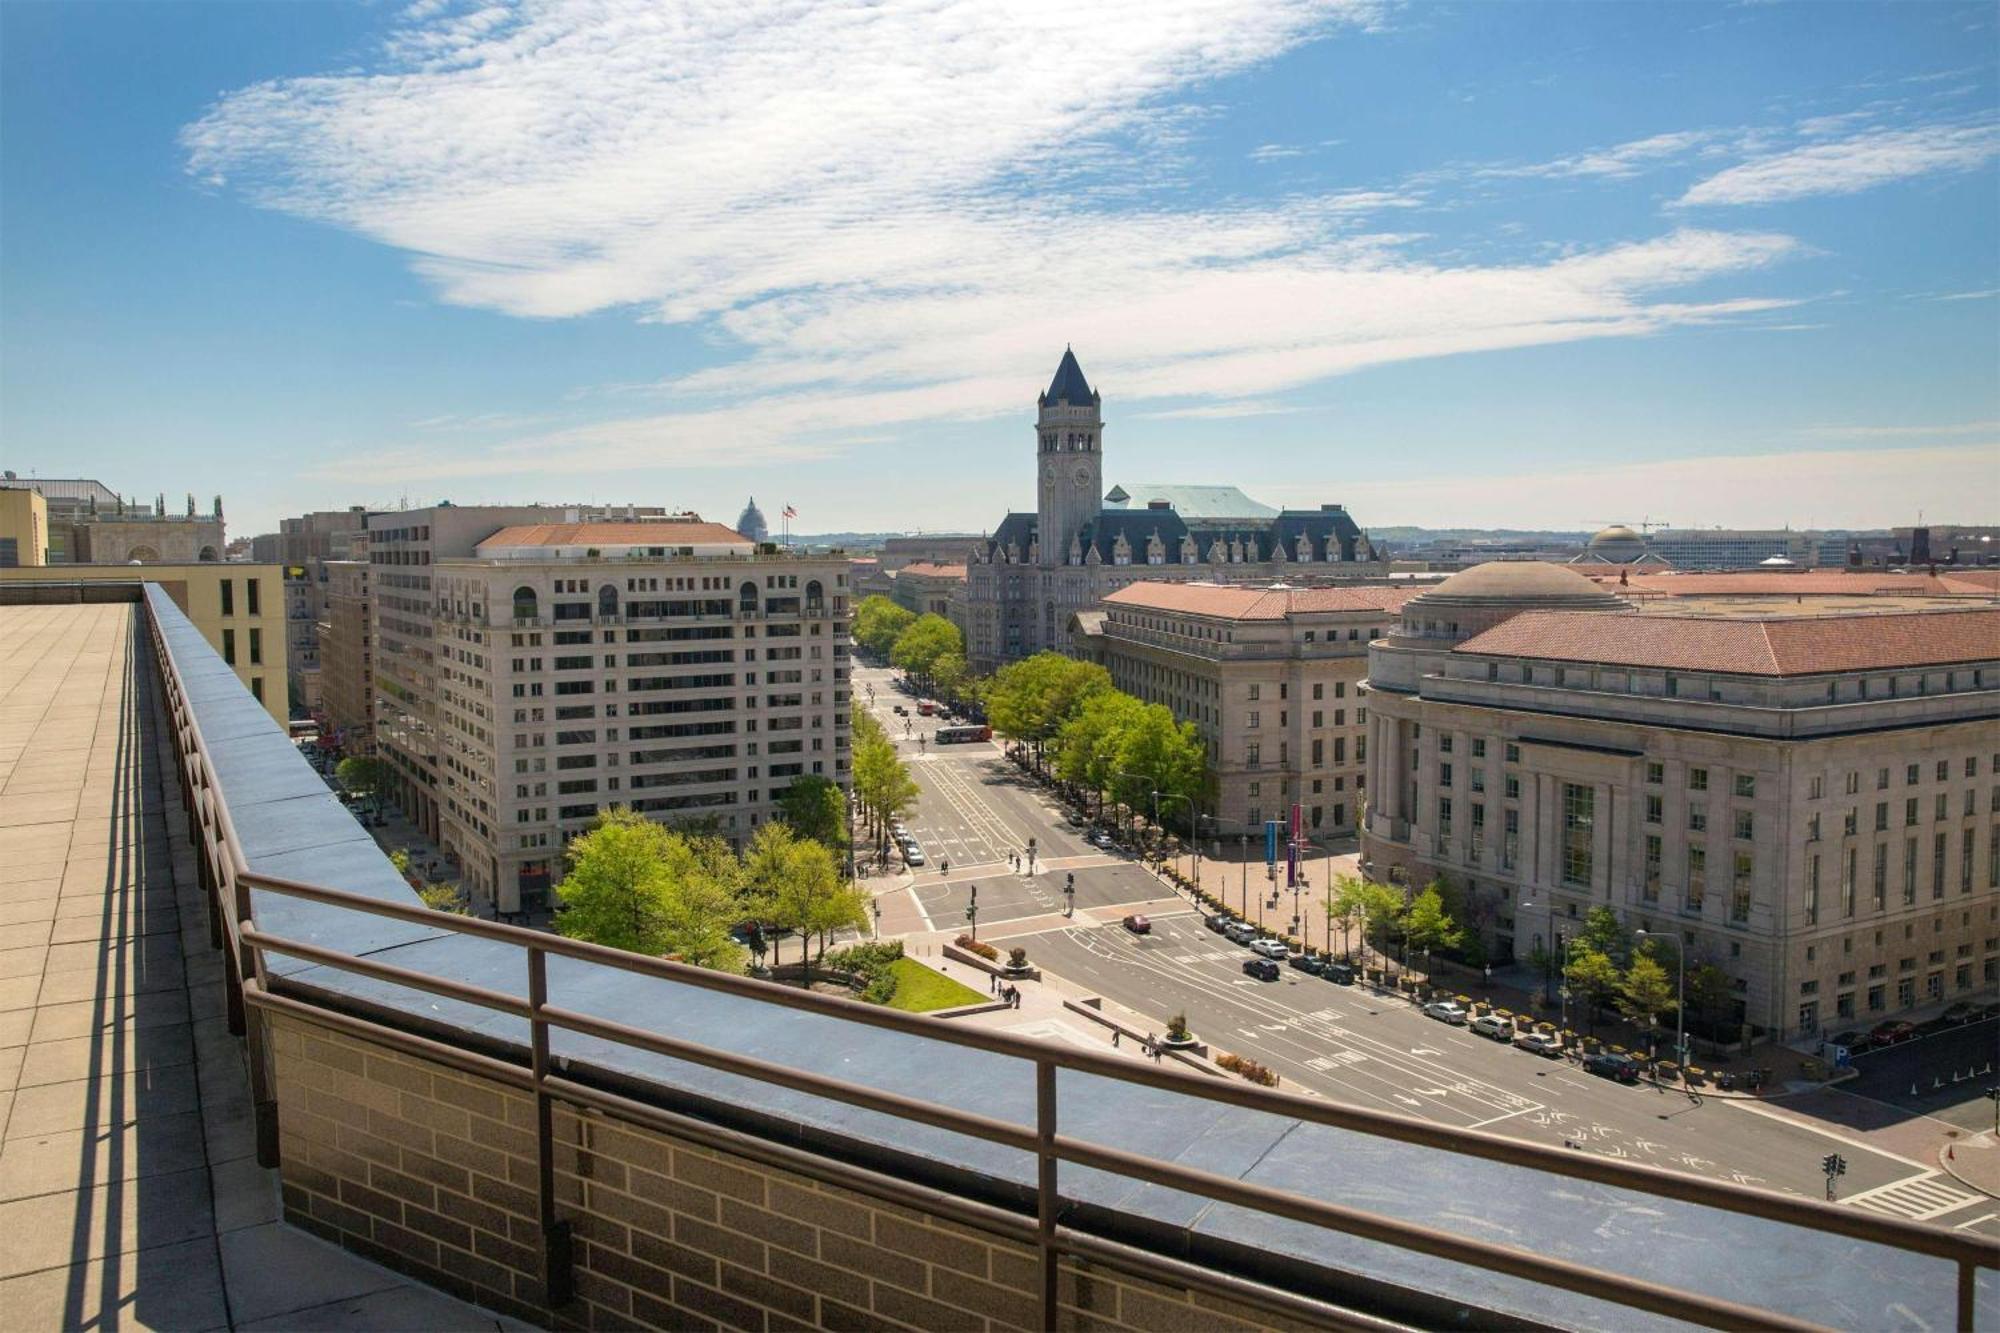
[232,869,280,1168]
[527,947,574,1307]
[1958,1259,1975,1333]
[1037,1059,1058,1332]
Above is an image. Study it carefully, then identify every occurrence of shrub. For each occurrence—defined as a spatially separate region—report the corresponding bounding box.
[955,934,999,961]
[862,972,899,1005]
[1216,1053,1279,1087]
[1008,946,1029,969]
[1166,1012,1190,1042]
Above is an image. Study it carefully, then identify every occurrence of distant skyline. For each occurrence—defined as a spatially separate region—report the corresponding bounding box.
[2,1,1995,538]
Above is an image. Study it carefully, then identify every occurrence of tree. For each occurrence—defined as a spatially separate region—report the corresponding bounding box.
[1112,701,1206,813]
[1563,948,1623,1032]
[417,882,462,913]
[1686,962,1737,1039]
[1618,954,1676,1042]
[889,614,963,685]
[745,824,868,984]
[1328,877,1403,962]
[554,810,678,954]
[778,776,848,850]
[1578,905,1630,966]
[929,649,968,702]
[1401,884,1463,960]
[853,596,916,657]
[850,712,918,854]
[1053,690,1144,809]
[986,652,1110,764]
[336,755,387,798]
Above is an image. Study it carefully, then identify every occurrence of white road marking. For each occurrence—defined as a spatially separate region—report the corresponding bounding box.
[1467,1105,1537,1130]
[1724,1099,1932,1172]
[1844,1172,1980,1220]
[1954,1212,1997,1231]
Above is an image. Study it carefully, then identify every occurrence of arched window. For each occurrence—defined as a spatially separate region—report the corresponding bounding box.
[126,545,159,564]
[512,586,538,622]
[197,545,219,562]
[597,584,618,620]
[738,581,759,613]
[804,579,824,611]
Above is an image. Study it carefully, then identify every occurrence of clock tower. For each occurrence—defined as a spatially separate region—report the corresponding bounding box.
[1035,346,1103,567]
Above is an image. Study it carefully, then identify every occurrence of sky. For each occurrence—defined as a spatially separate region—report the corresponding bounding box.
[2,1,1996,540]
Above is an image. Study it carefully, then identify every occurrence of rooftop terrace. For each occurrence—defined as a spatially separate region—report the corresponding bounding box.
[2,586,1992,1332]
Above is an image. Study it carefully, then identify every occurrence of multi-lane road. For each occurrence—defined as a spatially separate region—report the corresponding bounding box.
[854,662,1998,1235]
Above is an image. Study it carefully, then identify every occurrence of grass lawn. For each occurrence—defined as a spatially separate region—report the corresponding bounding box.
[881,957,987,1013]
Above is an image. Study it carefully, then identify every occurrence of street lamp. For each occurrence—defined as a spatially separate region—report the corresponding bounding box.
[1238,834,1249,918]
[966,884,978,941]
[1157,791,1200,892]
[871,898,881,940]
[1634,929,1688,1070]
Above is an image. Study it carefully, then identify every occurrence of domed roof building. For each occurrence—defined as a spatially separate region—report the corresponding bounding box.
[1569,523,1671,568]
[735,497,769,544]
[1395,561,1632,645]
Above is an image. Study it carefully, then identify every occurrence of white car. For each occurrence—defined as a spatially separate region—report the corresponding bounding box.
[1470,1013,1514,1041]
[1249,938,1289,960]
[1423,1000,1469,1025]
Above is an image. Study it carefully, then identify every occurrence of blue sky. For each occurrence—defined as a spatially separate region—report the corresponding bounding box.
[2,1,1995,539]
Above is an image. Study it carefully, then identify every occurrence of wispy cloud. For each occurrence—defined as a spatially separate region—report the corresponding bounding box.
[1135,400,1301,420]
[1796,419,1999,440]
[1926,287,1999,302]
[186,0,1806,482]
[1482,129,1715,180]
[1677,122,2000,206]
[1248,143,1306,162]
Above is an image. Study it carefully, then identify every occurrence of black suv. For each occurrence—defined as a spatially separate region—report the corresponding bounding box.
[1582,1052,1641,1083]
[1241,957,1280,982]
[1322,962,1356,985]
[1287,953,1326,975]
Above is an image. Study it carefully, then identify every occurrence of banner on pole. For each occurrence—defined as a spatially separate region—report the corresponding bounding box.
[1264,820,1281,865]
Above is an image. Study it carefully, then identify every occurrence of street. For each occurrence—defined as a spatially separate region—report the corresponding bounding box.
[854,661,1999,1235]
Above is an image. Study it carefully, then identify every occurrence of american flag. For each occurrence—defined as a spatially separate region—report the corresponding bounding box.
[782,505,797,519]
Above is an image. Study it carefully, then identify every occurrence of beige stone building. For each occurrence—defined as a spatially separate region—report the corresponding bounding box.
[317,556,373,752]
[1362,561,2000,1041]
[424,521,852,913]
[0,485,48,566]
[1076,582,1409,840]
[889,561,966,618]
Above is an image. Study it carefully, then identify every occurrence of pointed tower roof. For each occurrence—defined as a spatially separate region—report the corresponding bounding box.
[1043,347,1096,404]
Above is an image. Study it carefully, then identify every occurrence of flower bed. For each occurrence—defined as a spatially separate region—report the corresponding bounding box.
[1216,1052,1279,1087]
[954,934,999,962]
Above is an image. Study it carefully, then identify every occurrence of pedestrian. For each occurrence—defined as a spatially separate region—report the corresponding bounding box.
[1111,1029,1120,1048]
[989,972,997,995]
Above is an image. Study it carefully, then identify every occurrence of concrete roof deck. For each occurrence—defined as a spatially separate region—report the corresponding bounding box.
[0,601,521,1331]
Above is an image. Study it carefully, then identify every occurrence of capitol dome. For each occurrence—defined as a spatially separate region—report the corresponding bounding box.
[1397,561,1630,642]
[735,497,769,543]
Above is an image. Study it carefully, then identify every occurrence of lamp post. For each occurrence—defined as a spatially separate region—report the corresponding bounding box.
[1634,929,1687,1070]
[1239,835,1249,918]
[871,898,881,940]
[1157,792,1200,895]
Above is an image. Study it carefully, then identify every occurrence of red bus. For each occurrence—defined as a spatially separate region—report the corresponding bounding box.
[934,724,991,744]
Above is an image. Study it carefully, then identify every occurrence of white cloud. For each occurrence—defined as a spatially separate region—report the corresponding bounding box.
[1249,143,1306,162]
[1797,419,1999,440]
[188,0,1806,482]
[1270,442,1997,530]
[1135,400,1301,420]
[1677,123,2000,206]
[1482,130,1714,180]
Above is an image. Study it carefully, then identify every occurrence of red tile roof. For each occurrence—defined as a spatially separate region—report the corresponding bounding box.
[477,522,750,548]
[1584,571,1985,598]
[895,562,968,580]
[1104,581,1411,621]
[1457,607,2000,676]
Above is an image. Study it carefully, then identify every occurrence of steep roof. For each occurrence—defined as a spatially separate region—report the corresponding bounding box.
[1105,581,1411,621]
[1043,347,1096,404]
[1102,483,1277,520]
[477,522,750,548]
[1455,606,2000,676]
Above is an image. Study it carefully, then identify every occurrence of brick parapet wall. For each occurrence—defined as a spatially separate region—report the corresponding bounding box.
[269,1013,1318,1332]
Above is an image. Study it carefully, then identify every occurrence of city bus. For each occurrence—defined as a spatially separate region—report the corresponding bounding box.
[934,724,992,744]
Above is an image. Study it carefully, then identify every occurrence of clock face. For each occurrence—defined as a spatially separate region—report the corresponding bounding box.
[1073,464,1093,489]
[1041,458,1056,484]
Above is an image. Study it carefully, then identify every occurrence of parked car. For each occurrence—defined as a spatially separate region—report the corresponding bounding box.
[1826,1029,1870,1054]
[1939,1002,1980,1025]
[1514,1030,1564,1058]
[1322,962,1356,985]
[1470,1014,1514,1041]
[890,821,908,839]
[1288,953,1326,975]
[1242,958,1280,982]
[1204,914,1236,934]
[1583,1051,1642,1083]
[1249,938,1289,960]
[1090,830,1118,849]
[1867,1020,1917,1046]
[1423,1000,1469,1025]
[1224,922,1259,945]
[902,844,926,867]
[892,704,907,715]
[1121,914,1151,935]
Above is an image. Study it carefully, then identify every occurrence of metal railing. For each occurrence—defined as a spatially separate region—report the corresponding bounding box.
[142,593,1993,1333]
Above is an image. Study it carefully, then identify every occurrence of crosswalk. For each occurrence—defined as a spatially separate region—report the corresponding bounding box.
[1844,1172,1980,1221]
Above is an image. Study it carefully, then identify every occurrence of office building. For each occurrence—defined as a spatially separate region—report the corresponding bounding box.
[0,485,48,566]
[317,554,373,751]
[1362,562,2000,1040]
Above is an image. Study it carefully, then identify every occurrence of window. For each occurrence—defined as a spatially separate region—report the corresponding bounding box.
[1561,783,1594,887]
[1439,736,1453,753]
[1439,762,1453,787]
[247,578,260,616]
[1645,761,1663,785]
[1502,807,1519,870]
[1933,831,1947,899]
[1734,810,1754,841]
[249,676,263,703]
[1643,834,1662,902]
[1874,802,1888,832]
[1248,683,1260,701]
[1472,739,1487,758]
[1907,763,1920,786]
[1645,795,1662,825]
[1872,844,1887,911]
[1905,839,1919,905]
[220,579,234,616]
[1841,848,1855,918]
[1809,774,1824,800]
[1686,846,1706,913]
[222,628,236,665]
[1843,808,1857,837]
[1438,797,1452,839]
[1906,797,1919,827]
[1731,853,1752,924]
[1689,767,1708,792]
[1734,773,1756,799]
[248,628,262,666]
[1805,854,1819,925]
[1688,805,1707,833]
[1505,743,1520,763]
[1504,775,1520,799]
[1247,711,1260,730]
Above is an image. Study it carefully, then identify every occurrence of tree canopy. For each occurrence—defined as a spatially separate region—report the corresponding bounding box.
[744,823,870,981]
[336,754,387,797]
[1617,954,1676,1033]
[1401,884,1463,956]
[778,775,848,850]
[888,614,964,684]
[553,809,748,969]
[985,652,1110,746]
[853,595,916,657]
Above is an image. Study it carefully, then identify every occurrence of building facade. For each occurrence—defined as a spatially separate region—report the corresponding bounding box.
[1361,562,2000,1041]
[0,476,226,564]
[318,556,373,752]
[424,522,851,913]
[1080,582,1409,839]
[962,350,1389,672]
[889,561,966,618]
[0,486,48,566]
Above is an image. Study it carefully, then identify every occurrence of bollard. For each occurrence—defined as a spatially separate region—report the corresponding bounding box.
[1913,1082,1922,1097]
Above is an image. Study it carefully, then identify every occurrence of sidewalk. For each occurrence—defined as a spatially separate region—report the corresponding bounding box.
[1939,1131,2000,1200]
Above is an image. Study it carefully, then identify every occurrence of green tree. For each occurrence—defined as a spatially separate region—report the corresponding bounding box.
[1401,883,1463,959]
[554,810,678,954]
[653,833,749,972]
[1578,905,1630,965]
[889,614,963,685]
[1564,948,1623,1032]
[1686,962,1737,1038]
[986,652,1110,766]
[1328,877,1404,962]
[850,712,919,854]
[853,596,916,657]
[778,775,848,850]
[417,882,462,913]
[1618,954,1676,1040]
[1053,689,1144,809]
[336,754,387,797]
[930,649,968,702]
[387,847,412,880]
[745,824,868,983]
[1112,701,1206,813]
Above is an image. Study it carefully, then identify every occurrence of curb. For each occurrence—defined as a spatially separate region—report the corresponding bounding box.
[1936,1134,2000,1200]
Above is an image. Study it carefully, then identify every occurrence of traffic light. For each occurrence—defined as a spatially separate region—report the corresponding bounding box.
[1821,1154,1846,1176]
